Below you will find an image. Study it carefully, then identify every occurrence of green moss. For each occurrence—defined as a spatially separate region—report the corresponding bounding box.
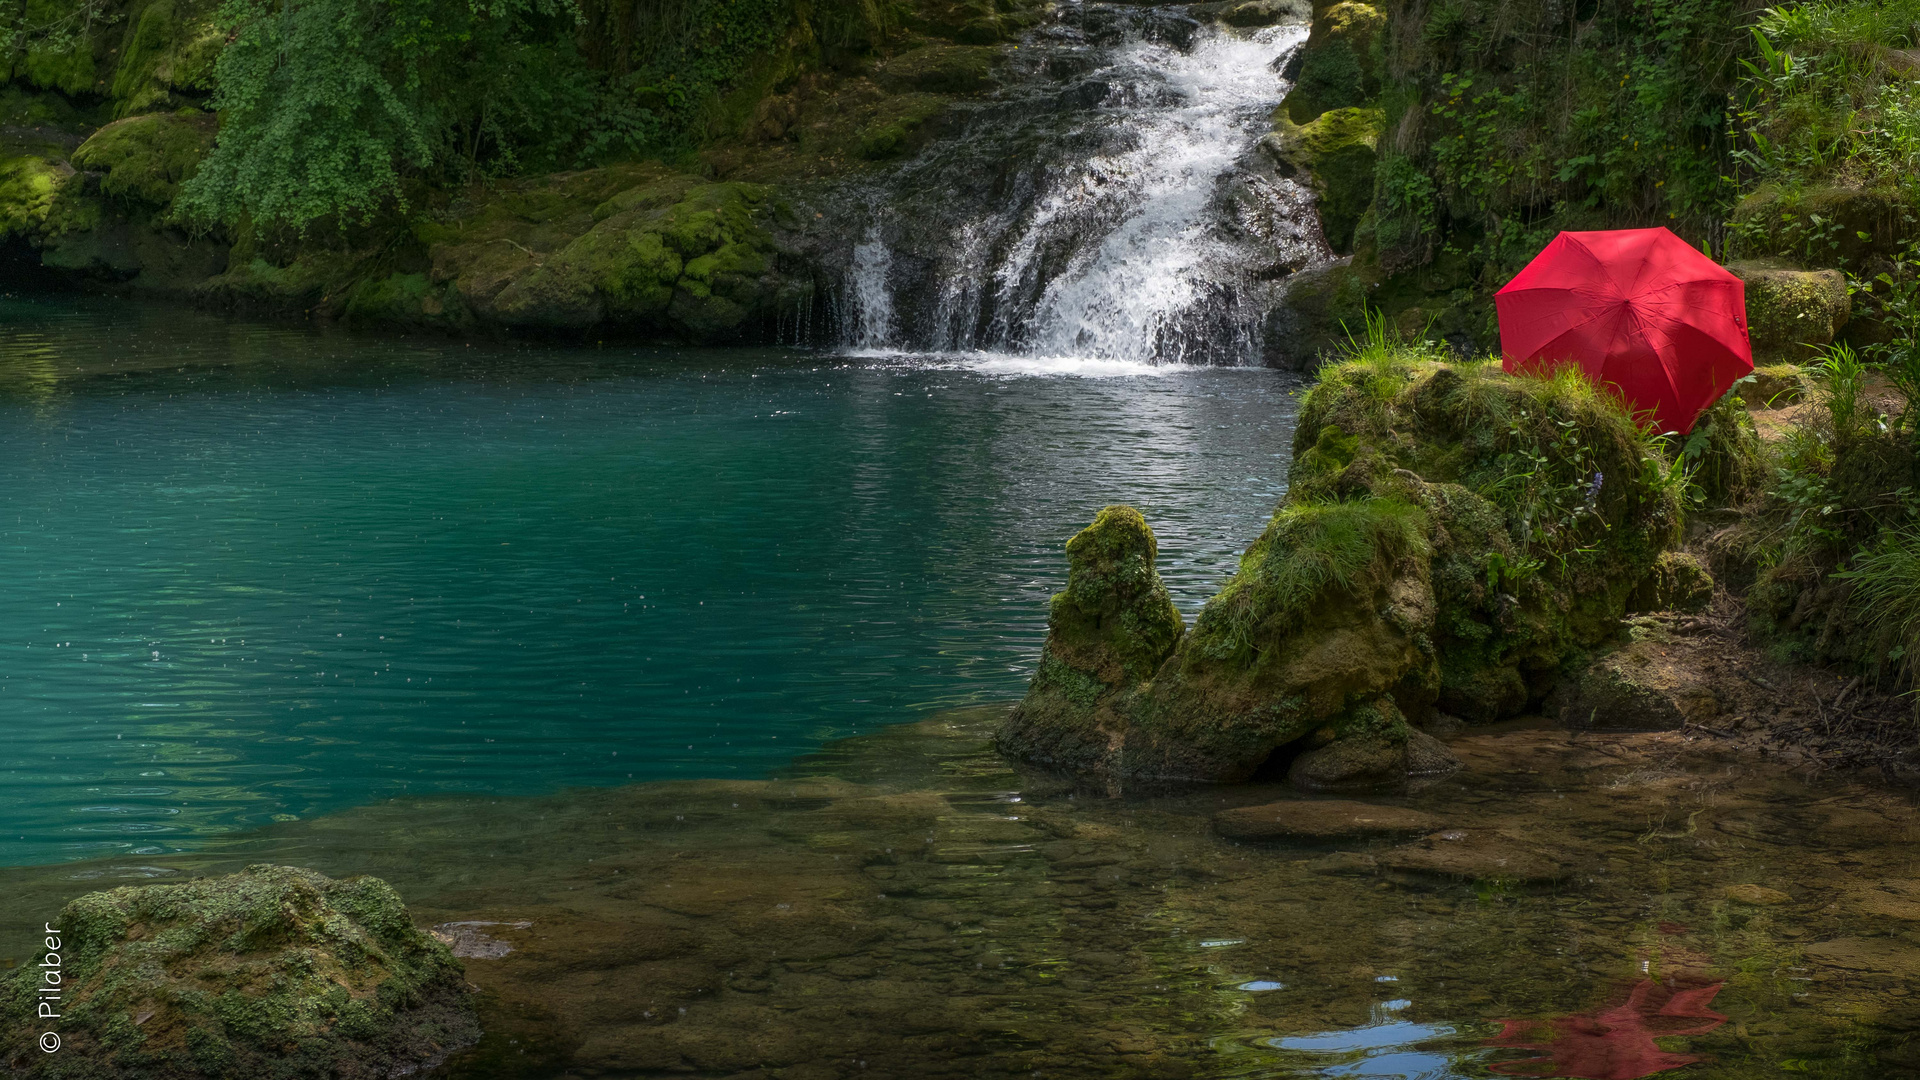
[1267,106,1382,254]
[872,45,997,94]
[998,505,1185,774]
[1005,350,1689,782]
[1285,2,1383,124]
[1190,496,1429,665]
[0,864,476,1079]
[71,112,217,209]
[109,0,223,117]
[1727,261,1852,361]
[856,95,948,160]
[0,153,70,239]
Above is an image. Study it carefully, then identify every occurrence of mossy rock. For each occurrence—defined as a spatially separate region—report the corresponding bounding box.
[0,864,477,1079]
[1267,259,1379,369]
[1731,184,1909,267]
[1628,551,1715,614]
[110,0,223,117]
[344,272,468,329]
[902,0,1045,44]
[1004,357,1686,785]
[872,46,999,95]
[433,173,800,341]
[0,152,74,239]
[1219,0,1311,27]
[71,112,217,209]
[855,95,949,160]
[998,506,1185,775]
[1740,363,1805,407]
[1263,106,1381,254]
[1727,260,1850,361]
[1282,1,1384,124]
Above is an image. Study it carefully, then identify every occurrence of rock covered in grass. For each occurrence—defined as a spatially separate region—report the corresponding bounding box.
[997,505,1185,775]
[1003,354,1697,785]
[0,864,477,1080]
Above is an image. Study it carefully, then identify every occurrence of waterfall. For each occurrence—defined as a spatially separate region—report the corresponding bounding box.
[839,9,1326,366]
[848,226,897,348]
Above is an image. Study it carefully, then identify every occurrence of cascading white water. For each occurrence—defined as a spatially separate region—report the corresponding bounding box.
[849,227,897,348]
[841,14,1324,366]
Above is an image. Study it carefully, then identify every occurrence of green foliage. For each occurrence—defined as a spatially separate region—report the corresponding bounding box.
[177,0,602,229]
[1836,524,1920,691]
[1853,240,1920,424]
[8,0,119,94]
[1734,0,1920,191]
[1404,0,1739,268]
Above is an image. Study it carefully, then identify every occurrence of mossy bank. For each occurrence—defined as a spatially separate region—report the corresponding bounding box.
[0,0,1047,340]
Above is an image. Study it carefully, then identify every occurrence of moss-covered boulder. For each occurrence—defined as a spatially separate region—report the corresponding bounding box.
[0,864,476,1079]
[1728,260,1850,361]
[71,112,216,208]
[1263,106,1381,254]
[997,506,1185,775]
[1282,1,1384,124]
[1628,551,1715,614]
[1003,354,1689,785]
[1740,363,1806,407]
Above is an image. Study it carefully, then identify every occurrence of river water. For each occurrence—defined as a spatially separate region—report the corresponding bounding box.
[0,295,1298,868]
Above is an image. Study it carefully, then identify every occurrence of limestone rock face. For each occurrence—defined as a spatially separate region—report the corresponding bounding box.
[996,506,1185,775]
[0,864,477,1080]
[1727,260,1850,361]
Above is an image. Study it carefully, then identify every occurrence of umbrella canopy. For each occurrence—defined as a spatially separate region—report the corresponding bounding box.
[1494,227,1753,434]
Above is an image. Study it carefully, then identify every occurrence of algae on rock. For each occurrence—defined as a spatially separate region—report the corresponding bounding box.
[0,864,476,1080]
[1003,353,1693,785]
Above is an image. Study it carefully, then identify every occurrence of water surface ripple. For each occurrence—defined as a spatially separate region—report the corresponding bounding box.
[0,297,1298,865]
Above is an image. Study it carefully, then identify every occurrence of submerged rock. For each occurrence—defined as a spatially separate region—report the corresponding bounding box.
[1002,358,1690,786]
[1212,799,1443,841]
[1379,828,1580,885]
[0,864,477,1079]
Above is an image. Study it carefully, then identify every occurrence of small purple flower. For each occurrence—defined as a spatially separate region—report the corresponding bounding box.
[1585,472,1604,503]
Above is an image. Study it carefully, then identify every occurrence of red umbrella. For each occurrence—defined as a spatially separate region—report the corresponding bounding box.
[1494,227,1752,434]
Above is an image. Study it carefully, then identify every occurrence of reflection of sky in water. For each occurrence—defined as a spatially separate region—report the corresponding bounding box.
[1270,1001,1488,1079]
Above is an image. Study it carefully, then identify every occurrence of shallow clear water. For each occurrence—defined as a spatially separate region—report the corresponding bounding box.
[0,296,1299,866]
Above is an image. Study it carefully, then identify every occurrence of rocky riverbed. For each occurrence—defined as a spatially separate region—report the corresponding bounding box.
[6,705,1920,1078]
